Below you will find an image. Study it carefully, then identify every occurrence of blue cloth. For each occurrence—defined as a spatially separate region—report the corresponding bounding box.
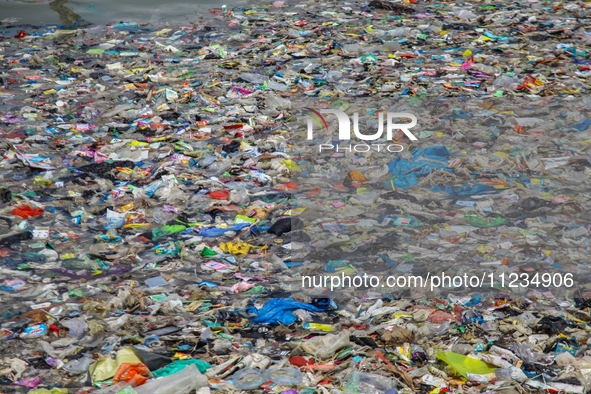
[246,298,326,325]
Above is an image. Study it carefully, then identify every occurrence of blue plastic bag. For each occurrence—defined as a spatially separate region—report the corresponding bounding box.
[198,223,251,237]
[246,298,327,325]
[387,146,452,189]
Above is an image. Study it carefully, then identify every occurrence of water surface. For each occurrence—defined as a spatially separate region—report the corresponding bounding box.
[1,0,234,26]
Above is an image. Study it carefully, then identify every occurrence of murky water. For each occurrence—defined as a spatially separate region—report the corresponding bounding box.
[0,0,235,26]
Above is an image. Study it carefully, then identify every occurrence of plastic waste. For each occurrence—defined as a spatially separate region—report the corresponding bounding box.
[232,367,267,390]
[345,372,397,394]
[62,354,94,374]
[301,331,351,359]
[153,359,211,377]
[0,1,590,393]
[113,363,152,386]
[134,364,207,394]
[63,318,88,340]
[437,350,496,380]
[264,368,303,385]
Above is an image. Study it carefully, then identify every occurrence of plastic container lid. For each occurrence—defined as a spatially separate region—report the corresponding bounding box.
[232,368,266,390]
[263,368,303,385]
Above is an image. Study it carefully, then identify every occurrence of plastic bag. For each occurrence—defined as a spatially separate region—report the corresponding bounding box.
[510,344,536,364]
[229,189,250,205]
[428,310,457,323]
[12,205,43,219]
[301,331,351,359]
[130,347,172,371]
[240,73,267,85]
[113,362,152,386]
[246,298,326,325]
[345,371,397,394]
[206,161,233,177]
[265,95,292,110]
[455,10,477,20]
[268,217,303,236]
[208,190,230,200]
[213,339,233,355]
[63,318,88,340]
[134,363,207,394]
[89,358,118,383]
[153,359,211,377]
[63,354,94,374]
[437,350,496,380]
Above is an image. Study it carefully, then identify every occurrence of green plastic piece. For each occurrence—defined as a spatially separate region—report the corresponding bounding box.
[152,359,211,377]
[465,214,506,228]
[437,349,496,380]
